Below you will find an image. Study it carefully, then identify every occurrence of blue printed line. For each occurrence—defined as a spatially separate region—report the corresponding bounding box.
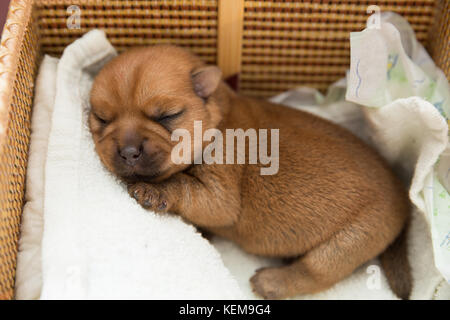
[413,78,425,88]
[387,54,398,80]
[433,100,446,118]
[355,59,362,98]
[440,231,450,248]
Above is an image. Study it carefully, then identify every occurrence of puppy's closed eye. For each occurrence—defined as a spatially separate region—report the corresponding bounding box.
[152,110,185,130]
[93,112,111,126]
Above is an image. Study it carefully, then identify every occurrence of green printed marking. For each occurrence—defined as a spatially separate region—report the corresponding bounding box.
[424,81,437,101]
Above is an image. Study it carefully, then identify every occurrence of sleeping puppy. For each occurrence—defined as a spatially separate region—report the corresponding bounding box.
[89,45,412,299]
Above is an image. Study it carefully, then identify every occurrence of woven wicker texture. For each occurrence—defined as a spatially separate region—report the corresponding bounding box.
[240,0,438,97]
[0,0,39,300]
[428,0,450,80]
[36,0,219,64]
[0,0,448,300]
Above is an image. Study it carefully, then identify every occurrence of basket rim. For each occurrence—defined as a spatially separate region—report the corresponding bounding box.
[0,0,33,153]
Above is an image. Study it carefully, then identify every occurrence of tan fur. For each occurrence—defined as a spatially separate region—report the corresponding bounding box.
[89,45,412,299]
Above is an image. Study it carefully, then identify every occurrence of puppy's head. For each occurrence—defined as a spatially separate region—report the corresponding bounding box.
[89,45,224,183]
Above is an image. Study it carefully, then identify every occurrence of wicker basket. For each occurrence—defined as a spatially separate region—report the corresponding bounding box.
[0,0,448,300]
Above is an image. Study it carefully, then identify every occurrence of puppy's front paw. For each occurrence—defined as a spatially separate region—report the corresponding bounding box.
[128,182,169,213]
[250,267,287,300]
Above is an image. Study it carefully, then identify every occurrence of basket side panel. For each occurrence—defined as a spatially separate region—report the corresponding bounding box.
[427,0,449,80]
[240,0,438,98]
[36,0,218,64]
[0,9,40,300]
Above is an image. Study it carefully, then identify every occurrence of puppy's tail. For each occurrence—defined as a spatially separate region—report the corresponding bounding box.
[379,221,412,300]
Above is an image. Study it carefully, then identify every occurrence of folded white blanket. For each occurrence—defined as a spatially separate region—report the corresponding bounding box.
[15,17,450,299]
[14,56,58,299]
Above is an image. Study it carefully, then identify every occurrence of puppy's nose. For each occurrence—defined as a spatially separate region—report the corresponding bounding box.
[119,145,142,165]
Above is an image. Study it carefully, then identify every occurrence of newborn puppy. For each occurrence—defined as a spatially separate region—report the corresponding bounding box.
[89,45,412,299]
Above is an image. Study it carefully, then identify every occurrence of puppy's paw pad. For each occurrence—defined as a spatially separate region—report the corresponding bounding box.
[128,183,150,201]
[128,183,169,213]
[153,194,169,213]
[250,268,286,300]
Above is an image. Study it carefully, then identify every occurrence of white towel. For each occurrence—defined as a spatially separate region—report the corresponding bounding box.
[15,56,58,300]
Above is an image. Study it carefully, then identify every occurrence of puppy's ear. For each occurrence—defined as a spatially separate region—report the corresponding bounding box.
[191,66,222,99]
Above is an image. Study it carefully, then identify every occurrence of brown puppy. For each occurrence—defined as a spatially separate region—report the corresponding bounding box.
[89,45,412,299]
